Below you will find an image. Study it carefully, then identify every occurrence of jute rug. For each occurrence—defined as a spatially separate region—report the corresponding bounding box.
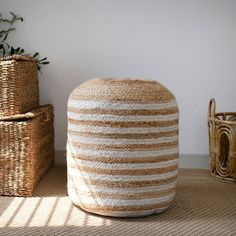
[0,166,235,236]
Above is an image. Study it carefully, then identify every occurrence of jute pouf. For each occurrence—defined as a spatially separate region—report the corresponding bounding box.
[67,78,179,217]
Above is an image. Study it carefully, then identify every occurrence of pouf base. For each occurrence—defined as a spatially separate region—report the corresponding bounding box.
[69,190,173,217]
[78,204,171,218]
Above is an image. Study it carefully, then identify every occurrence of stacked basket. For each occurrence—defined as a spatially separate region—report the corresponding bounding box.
[0,55,54,196]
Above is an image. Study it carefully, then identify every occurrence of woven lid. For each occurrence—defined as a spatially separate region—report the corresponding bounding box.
[0,55,37,62]
[70,78,176,103]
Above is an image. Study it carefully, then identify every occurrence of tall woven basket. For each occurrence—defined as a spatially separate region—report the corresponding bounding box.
[67,78,179,217]
[208,98,236,182]
[0,55,39,116]
[0,105,55,196]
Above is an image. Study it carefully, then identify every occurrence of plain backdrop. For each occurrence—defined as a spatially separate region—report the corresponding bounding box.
[1,0,236,156]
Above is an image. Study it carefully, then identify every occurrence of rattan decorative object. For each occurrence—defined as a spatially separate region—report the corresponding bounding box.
[67,78,179,217]
[0,55,39,116]
[0,105,55,196]
[208,98,236,182]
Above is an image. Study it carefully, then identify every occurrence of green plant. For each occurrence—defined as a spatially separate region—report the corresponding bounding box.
[0,12,49,71]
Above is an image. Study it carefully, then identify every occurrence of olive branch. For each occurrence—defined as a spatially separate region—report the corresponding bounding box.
[0,12,49,71]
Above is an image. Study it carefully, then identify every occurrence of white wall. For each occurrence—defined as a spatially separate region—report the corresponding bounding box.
[1,0,236,157]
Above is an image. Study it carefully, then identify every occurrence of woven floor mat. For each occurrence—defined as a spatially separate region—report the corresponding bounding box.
[0,167,235,236]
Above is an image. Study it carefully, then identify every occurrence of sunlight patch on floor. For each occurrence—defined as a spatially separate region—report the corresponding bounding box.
[0,196,111,228]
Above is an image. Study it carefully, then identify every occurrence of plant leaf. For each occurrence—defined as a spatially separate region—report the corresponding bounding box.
[15,47,20,54]
[3,46,5,56]
[33,52,39,57]
[19,48,24,54]
[39,57,47,62]
[3,33,8,42]
[10,12,16,17]
[10,46,14,55]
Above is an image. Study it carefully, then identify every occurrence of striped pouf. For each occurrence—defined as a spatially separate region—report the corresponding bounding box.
[67,78,179,217]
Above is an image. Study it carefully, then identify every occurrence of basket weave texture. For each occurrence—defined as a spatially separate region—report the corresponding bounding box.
[0,105,55,196]
[67,78,179,217]
[208,98,236,182]
[0,55,39,116]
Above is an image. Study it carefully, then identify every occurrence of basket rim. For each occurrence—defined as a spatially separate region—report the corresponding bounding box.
[0,54,37,62]
[0,104,53,121]
[208,98,236,125]
[208,112,236,125]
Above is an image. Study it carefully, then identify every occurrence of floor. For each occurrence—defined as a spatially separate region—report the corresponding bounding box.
[0,166,236,236]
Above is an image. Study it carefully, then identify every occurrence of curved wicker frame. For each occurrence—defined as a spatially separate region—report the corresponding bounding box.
[208,98,236,182]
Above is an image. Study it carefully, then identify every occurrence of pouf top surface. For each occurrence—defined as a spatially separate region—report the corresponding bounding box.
[70,77,176,103]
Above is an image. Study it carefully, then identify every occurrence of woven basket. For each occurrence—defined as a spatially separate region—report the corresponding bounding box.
[67,78,179,217]
[208,98,236,182]
[0,55,39,116]
[0,105,55,196]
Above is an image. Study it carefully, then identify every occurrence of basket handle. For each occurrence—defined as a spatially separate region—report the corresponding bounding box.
[208,98,216,118]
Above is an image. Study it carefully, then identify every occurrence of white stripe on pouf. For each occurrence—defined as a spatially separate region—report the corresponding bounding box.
[68,134,178,145]
[67,112,178,122]
[68,190,175,206]
[67,180,176,194]
[68,99,178,110]
[68,124,179,134]
[68,169,178,181]
[67,155,178,170]
[68,146,178,159]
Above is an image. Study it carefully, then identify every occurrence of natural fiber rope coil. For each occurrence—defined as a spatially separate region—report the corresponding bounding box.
[67,78,179,217]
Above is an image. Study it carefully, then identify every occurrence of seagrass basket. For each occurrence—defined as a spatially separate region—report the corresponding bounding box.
[0,105,55,196]
[208,98,236,182]
[67,78,179,217]
[0,55,39,116]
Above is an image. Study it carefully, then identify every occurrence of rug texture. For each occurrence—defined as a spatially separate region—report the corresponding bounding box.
[0,166,235,236]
